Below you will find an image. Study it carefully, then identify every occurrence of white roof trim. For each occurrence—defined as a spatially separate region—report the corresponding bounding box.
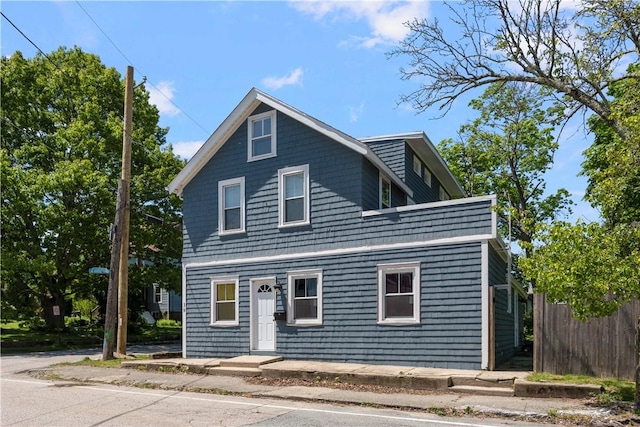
[167,88,412,198]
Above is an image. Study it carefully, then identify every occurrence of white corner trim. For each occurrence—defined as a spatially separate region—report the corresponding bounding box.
[181,263,187,358]
[184,233,494,270]
[481,240,489,370]
[490,195,498,239]
[362,194,496,217]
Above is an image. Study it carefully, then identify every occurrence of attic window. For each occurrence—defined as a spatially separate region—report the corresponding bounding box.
[248,110,276,161]
[413,155,422,177]
[423,168,432,187]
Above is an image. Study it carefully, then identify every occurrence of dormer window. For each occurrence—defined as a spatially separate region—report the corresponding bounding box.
[248,111,277,161]
[380,174,391,209]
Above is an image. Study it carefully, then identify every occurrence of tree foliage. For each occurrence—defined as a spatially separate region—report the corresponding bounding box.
[438,82,572,254]
[390,0,639,142]
[1,47,185,328]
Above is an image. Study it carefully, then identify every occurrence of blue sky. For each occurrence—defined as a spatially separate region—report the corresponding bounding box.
[1,1,598,222]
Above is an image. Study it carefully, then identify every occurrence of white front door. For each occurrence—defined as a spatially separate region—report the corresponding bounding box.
[251,279,276,351]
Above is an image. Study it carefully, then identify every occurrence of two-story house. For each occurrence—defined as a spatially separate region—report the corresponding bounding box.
[168,88,524,370]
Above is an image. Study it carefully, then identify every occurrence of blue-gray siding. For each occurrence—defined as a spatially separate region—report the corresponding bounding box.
[488,244,518,364]
[366,139,406,180]
[182,104,493,264]
[185,242,484,369]
[405,145,441,204]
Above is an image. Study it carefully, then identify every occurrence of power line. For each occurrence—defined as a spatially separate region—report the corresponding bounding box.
[1,11,61,71]
[74,1,211,136]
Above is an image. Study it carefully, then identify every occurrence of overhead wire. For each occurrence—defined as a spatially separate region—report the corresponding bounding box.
[74,1,211,136]
[0,11,61,71]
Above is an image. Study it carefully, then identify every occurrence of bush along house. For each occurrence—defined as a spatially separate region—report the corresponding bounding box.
[167,88,524,370]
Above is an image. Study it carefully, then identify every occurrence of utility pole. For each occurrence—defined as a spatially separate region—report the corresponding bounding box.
[102,66,134,360]
[117,65,134,356]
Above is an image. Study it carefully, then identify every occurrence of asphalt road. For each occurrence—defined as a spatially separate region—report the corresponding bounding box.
[1,347,560,427]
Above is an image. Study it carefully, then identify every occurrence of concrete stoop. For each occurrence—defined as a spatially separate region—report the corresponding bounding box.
[205,355,283,377]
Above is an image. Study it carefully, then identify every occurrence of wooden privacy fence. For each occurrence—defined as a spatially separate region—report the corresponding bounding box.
[534,294,639,380]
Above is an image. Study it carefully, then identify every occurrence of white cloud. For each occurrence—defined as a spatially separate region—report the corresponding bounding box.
[172,140,204,160]
[148,81,181,117]
[291,1,430,48]
[262,67,304,90]
[349,102,365,122]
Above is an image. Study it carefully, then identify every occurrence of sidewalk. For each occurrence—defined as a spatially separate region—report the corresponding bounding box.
[36,354,613,424]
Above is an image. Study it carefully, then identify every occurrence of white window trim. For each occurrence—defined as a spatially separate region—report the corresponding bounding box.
[153,284,163,304]
[286,269,323,326]
[210,275,239,327]
[247,110,277,162]
[218,177,245,236]
[278,164,310,228]
[413,155,422,177]
[423,167,432,187]
[379,173,391,209]
[377,262,421,325]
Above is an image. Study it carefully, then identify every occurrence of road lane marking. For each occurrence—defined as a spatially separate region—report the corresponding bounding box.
[1,378,502,427]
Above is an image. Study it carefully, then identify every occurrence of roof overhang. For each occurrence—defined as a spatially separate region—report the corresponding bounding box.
[167,88,412,198]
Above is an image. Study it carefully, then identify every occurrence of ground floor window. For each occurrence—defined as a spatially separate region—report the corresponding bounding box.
[377,262,421,325]
[287,269,323,326]
[210,276,239,327]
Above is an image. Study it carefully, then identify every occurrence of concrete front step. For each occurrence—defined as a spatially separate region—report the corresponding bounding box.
[219,355,283,369]
[449,385,515,397]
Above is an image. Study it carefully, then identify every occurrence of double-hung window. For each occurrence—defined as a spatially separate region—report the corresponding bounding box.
[278,165,309,227]
[287,269,323,325]
[218,177,245,235]
[378,262,421,325]
[210,276,239,327]
[380,174,391,209]
[248,111,276,161]
[153,284,162,303]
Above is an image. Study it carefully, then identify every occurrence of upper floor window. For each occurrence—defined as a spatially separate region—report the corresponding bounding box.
[287,269,323,326]
[218,177,245,235]
[423,167,432,187]
[439,186,450,201]
[278,165,310,227]
[153,284,162,303]
[248,111,277,161]
[210,276,239,327]
[413,155,422,177]
[380,174,391,209]
[378,262,421,325]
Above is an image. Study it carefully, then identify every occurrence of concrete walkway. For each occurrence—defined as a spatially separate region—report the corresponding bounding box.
[40,358,610,425]
[118,355,602,400]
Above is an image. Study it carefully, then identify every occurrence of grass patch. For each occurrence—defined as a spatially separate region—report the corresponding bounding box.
[1,319,181,354]
[526,372,635,402]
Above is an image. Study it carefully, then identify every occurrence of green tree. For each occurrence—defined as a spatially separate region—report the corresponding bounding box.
[390,0,639,143]
[1,47,185,329]
[438,82,572,256]
[521,66,640,405]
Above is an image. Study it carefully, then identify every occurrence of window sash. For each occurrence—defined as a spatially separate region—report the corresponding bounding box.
[211,277,238,326]
[279,165,309,227]
[378,263,420,325]
[248,111,276,161]
[218,178,244,234]
[287,270,322,325]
